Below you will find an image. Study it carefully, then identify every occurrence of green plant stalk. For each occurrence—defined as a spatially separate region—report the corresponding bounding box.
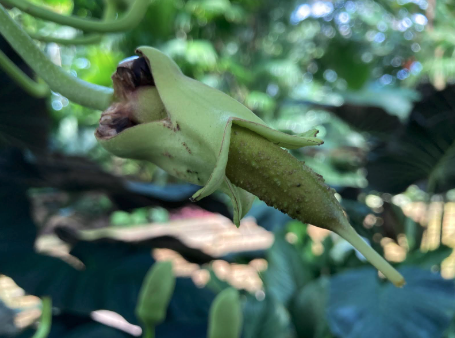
[226,125,405,287]
[32,297,52,338]
[142,325,155,338]
[0,0,150,33]
[0,4,113,110]
[0,48,49,97]
[26,0,118,45]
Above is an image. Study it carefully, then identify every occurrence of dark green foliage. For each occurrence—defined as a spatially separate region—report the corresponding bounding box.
[242,293,292,338]
[367,85,455,194]
[327,267,455,338]
[264,232,313,307]
[0,38,49,151]
[289,278,330,338]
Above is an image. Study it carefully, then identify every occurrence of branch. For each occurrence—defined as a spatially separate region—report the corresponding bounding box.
[0,49,49,97]
[0,0,150,33]
[0,4,113,110]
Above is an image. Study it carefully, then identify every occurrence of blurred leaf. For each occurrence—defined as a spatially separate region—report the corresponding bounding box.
[325,103,401,137]
[443,316,455,338]
[15,313,132,338]
[242,294,292,338]
[80,48,122,87]
[246,202,292,231]
[55,226,215,265]
[0,300,17,336]
[0,150,230,216]
[341,88,419,120]
[403,245,453,270]
[186,0,231,20]
[381,202,424,251]
[186,40,218,69]
[264,232,313,307]
[259,60,303,88]
[367,85,455,194]
[0,152,215,326]
[118,0,178,52]
[204,267,231,294]
[245,91,276,116]
[72,0,104,18]
[327,267,455,338]
[320,40,371,90]
[289,277,330,338]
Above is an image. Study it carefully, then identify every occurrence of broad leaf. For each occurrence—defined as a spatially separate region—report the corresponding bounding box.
[264,232,313,307]
[289,277,330,338]
[367,85,455,194]
[242,294,292,338]
[327,267,455,338]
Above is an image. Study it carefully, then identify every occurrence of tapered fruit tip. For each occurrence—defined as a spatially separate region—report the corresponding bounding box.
[336,225,406,288]
[394,277,406,288]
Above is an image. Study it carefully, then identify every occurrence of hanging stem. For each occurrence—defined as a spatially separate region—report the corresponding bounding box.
[0,0,150,33]
[0,4,113,110]
[0,49,49,97]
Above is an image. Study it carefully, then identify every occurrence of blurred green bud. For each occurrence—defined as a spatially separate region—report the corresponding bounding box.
[135,261,175,327]
[208,288,242,338]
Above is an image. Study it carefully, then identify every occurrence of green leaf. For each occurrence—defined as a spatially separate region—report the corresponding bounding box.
[242,294,292,338]
[403,245,453,270]
[289,277,330,338]
[327,267,455,338]
[367,86,455,194]
[264,232,313,307]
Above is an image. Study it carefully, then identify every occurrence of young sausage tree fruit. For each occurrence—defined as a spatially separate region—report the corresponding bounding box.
[95,47,405,287]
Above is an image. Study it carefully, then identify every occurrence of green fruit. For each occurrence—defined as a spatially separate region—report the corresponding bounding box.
[226,125,405,287]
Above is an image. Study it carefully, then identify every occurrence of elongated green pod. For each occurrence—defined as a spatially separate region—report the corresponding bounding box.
[136,261,176,337]
[95,47,405,287]
[226,126,405,287]
[208,288,242,338]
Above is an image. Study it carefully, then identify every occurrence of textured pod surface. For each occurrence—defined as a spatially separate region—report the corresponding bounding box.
[227,125,348,233]
[208,288,242,338]
[226,125,405,287]
[135,261,175,326]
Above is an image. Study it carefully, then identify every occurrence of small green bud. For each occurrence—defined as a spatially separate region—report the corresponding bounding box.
[135,261,175,327]
[208,288,242,338]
